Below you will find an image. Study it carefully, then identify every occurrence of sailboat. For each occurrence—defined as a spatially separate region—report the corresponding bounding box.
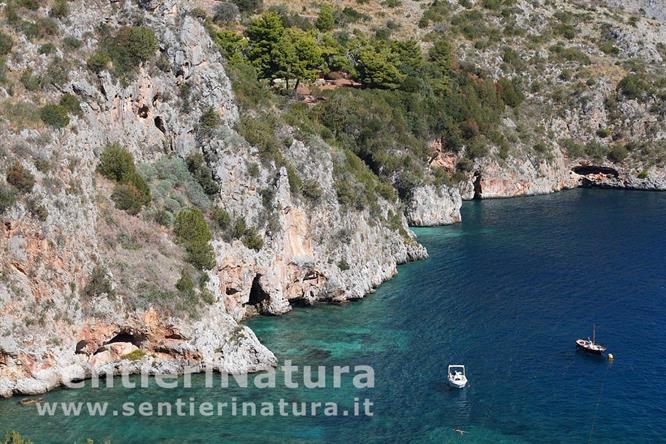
[576,325,607,355]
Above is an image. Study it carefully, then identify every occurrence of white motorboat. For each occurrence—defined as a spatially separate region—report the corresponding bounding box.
[448,365,468,388]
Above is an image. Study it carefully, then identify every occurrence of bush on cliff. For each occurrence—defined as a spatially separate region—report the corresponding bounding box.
[98,143,151,213]
[174,208,215,270]
[39,104,69,128]
[0,32,13,56]
[92,26,158,77]
[6,162,35,193]
[241,226,264,251]
[83,266,114,298]
[608,145,628,163]
[0,183,17,214]
[49,0,69,18]
[197,107,221,139]
[186,152,220,196]
[59,93,82,116]
[617,74,650,100]
[111,183,146,215]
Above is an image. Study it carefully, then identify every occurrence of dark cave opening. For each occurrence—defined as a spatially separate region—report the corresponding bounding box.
[246,274,270,306]
[154,116,167,134]
[473,172,482,199]
[104,331,145,347]
[138,104,149,119]
[572,165,619,177]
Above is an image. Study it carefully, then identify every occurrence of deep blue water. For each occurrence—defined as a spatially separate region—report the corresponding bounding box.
[1,189,665,443]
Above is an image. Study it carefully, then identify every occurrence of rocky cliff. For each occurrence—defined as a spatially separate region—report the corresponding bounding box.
[0,0,425,397]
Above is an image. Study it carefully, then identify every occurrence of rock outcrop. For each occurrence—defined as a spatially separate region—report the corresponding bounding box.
[406,185,462,226]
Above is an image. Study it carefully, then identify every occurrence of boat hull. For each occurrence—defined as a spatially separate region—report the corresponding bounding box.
[576,341,606,355]
[448,378,467,389]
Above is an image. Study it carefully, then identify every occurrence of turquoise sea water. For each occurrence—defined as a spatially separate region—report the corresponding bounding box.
[1,189,665,443]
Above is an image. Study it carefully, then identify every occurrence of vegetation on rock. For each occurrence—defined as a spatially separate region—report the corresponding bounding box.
[174,208,215,270]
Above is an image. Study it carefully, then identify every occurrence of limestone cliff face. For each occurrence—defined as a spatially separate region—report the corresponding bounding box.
[0,0,425,397]
[406,185,462,226]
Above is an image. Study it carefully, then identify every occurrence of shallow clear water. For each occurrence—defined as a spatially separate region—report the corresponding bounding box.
[1,189,665,443]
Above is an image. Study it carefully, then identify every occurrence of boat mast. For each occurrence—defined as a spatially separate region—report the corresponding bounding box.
[593,324,596,343]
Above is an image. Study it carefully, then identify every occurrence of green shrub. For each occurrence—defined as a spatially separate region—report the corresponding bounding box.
[184,240,216,270]
[186,152,220,196]
[497,77,524,107]
[98,144,136,182]
[38,43,57,55]
[200,288,216,304]
[176,269,195,294]
[0,58,6,83]
[20,69,41,91]
[45,57,70,87]
[198,107,221,138]
[337,259,350,271]
[115,26,158,67]
[18,21,38,41]
[232,217,247,239]
[214,2,240,24]
[232,0,263,13]
[111,184,146,215]
[241,226,264,251]
[190,7,207,19]
[561,138,585,157]
[617,74,649,100]
[87,51,111,73]
[0,183,17,214]
[211,206,231,230]
[98,143,151,212]
[83,266,114,298]
[63,36,83,51]
[549,44,591,64]
[28,200,48,221]
[596,128,611,138]
[154,209,173,226]
[607,145,628,163]
[286,164,302,194]
[94,26,158,76]
[0,32,13,56]
[599,41,619,55]
[6,162,35,193]
[121,349,147,361]
[60,93,82,116]
[39,104,69,128]
[302,179,322,200]
[236,115,283,164]
[533,142,550,156]
[316,5,335,32]
[174,208,215,270]
[38,17,59,38]
[638,170,648,179]
[467,141,489,159]
[584,141,608,159]
[247,162,259,177]
[49,0,69,18]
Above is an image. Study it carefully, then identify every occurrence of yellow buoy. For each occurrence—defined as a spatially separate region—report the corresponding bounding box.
[608,353,614,361]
